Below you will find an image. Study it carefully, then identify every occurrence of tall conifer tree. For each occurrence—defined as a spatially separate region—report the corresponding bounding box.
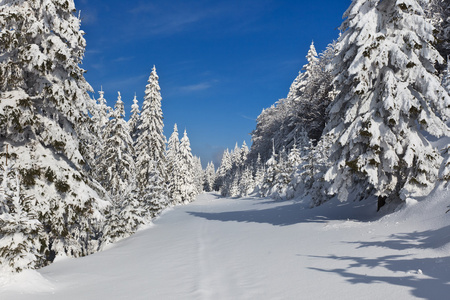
[0,0,108,266]
[324,0,450,207]
[135,66,167,195]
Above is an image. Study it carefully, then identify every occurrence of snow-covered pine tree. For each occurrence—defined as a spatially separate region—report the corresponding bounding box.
[128,93,140,141]
[0,0,109,264]
[239,166,255,196]
[96,92,135,198]
[440,143,450,188]
[192,156,204,195]
[272,148,291,199]
[166,124,181,202]
[427,0,450,60]
[250,39,336,163]
[0,165,47,272]
[323,0,450,208]
[253,153,265,192]
[444,58,450,93]
[97,88,111,130]
[203,162,216,192]
[178,129,197,203]
[240,141,249,166]
[260,143,278,197]
[135,66,167,195]
[287,41,320,99]
[141,160,168,218]
[214,149,232,192]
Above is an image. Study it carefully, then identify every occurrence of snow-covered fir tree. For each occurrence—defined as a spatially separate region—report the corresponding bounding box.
[239,167,255,197]
[135,66,167,198]
[287,41,320,99]
[214,149,232,192]
[177,129,197,203]
[142,161,168,218]
[203,162,216,192]
[253,154,265,193]
[128,94,140,141]
[0,165,47,272]
[192,156,204,195]
[96,92,136,198]
[97,88,111,132]
[166,124,181,202]
[250,39,336,162]
[0,0,109,266]
[260,143,278,197]
[323,0,450,208]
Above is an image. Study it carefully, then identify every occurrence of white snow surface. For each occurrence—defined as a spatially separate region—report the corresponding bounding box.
[2,190,450,299]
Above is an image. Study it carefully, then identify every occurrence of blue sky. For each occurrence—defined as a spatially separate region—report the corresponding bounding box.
[76,0,350,167]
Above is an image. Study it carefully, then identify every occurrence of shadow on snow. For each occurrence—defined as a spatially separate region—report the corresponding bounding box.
[187,196,378,226]
[305,226,450,300]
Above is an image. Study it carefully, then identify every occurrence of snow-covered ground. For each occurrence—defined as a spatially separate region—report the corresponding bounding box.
[1,190,450,300]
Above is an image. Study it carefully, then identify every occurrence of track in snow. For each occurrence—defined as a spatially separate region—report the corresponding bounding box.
[2,191,450,299]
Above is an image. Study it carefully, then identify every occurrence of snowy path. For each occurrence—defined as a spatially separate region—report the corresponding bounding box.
[2,192,450,299]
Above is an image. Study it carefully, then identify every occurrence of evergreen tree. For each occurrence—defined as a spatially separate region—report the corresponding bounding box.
[0,0,108,265]
[324,0,450,208]
[250,40,336,162]
[239,167,255,196]
[135,66,167,194]
[96,92,136,198]
[253,154,265,192]
[260,144,278,197]
[287,41,320,99]
[97,88,111,132]
[440,144,450,188]
[178,129,196,202]
[192,156,204,195]
[214,149,232,192]
[128,94,140,141]
[203,162,216,192]
[142,161,168,218]
[0,165,46,272]
[166,124,181,202]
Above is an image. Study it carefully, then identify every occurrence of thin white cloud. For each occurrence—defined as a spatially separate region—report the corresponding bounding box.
[125,0,274,37]
[240,114,257,121]
[113,56,135,63]
[179,82,212,92]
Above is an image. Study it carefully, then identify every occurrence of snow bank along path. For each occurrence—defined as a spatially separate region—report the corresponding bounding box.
[2,191,450,299]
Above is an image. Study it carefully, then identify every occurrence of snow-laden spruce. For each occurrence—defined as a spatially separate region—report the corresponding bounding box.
[0,0,109,269]
[250,40,336,162]
[178,129,197,202]
[135,66,167,194]
[287,41,320,100]
[128,94,140,141]
[96,92,136,199]
[203,162,216,192]
[323,0,450,207]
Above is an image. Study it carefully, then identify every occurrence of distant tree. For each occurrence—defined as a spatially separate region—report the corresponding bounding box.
[192,156,204,195]
[128,94,140,141]
[287,41,320,99]
[203,162,216,192]
[214,149,232,192]
[253,154,265,192]
[178,130,197,202]
[166,124,181,202]
[250,40,337,162]
[239,167,255,196]
[260,144,278,197]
